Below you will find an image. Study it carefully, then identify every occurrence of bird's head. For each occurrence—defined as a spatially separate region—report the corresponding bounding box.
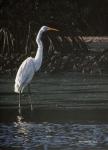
[41,26,59,32]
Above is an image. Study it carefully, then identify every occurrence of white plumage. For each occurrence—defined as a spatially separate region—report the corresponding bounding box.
[14,26,59,113]
[14,57,35,93]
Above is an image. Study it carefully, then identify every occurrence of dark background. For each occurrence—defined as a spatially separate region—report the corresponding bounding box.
[0,0,108,35]
[0,0,108,74]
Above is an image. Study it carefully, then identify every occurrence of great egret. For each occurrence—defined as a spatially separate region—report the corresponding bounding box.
[14,26,59,113]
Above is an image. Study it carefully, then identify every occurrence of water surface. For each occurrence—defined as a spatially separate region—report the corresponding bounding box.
[0,73,108,150]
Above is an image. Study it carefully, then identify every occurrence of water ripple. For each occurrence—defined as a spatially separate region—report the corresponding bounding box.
[0,121,108,149]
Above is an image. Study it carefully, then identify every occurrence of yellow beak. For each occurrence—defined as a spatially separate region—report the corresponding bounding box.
[48,27,59,31]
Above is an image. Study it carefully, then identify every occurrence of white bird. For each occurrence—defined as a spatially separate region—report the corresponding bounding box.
[14,26,59,113]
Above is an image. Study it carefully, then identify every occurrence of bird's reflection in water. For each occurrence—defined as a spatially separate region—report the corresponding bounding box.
[13,115,48,150]
[16,115,24,124]
[14,115,28,135]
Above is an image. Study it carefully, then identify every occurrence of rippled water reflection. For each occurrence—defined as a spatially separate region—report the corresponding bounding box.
[0,120,108,150]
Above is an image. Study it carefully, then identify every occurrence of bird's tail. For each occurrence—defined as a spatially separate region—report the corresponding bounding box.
[14,83,23,93]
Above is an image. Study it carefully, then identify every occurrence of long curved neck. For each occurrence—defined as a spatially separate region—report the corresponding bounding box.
[35,29,44,60]
[34,29,44,71]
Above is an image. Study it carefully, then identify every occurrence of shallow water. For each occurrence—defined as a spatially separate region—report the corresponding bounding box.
[0,72,108,150]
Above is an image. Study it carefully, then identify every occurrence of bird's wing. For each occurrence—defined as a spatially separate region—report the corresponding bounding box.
[15,57,35,91]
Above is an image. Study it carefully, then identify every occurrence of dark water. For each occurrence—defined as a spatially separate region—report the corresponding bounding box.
[1,121,108,150]
[0,73,108,150]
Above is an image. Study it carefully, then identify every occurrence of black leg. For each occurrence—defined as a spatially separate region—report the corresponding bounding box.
[28,84,33,111]
[18,91,21,114]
